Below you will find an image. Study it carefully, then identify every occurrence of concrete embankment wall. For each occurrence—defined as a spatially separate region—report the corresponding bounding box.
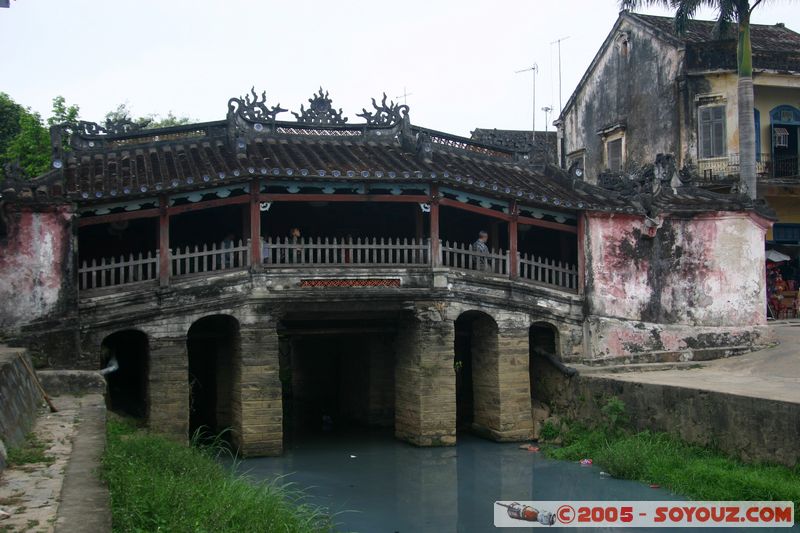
[0,347,42,471]
[533,358,800,468]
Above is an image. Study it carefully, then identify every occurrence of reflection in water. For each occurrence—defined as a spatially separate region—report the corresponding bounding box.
[231,429,797,533]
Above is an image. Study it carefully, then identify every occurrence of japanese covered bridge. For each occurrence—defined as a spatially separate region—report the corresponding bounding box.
[0,88,771,455]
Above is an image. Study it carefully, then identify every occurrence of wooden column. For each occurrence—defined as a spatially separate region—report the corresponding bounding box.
[577,212,587,295]
[158,195,170,287]
[509,201,519,279]
[430,185,441,266]
[415,204,424,242]
[250,180,261,268]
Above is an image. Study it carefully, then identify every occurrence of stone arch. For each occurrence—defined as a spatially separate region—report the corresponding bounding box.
[529,321,563,439]
[529,321,560,359]
[454,310,499,435]
[101,329,149,419]
[187,314,240,440]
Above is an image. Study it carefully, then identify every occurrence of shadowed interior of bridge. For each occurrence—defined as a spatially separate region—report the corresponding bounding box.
[187,315,238,441]
[102,330,148,419]
[279,318,397,446]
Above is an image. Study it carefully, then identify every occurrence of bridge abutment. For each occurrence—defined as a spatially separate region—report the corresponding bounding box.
[237,319,283,456]
[147,337,190,442]
[395,307,457,447]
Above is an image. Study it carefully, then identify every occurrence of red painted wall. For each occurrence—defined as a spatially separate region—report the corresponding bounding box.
[0,206,74,331]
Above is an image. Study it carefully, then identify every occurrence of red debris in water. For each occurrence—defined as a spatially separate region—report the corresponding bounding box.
[649,484,661,489]
[579,458,593,466]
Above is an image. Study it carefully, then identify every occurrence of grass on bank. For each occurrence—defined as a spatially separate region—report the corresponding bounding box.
[103,419,332,533]
[540,399,800,516]
[6,432,54,466]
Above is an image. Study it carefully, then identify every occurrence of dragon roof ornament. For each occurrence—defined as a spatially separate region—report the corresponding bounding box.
[356,93,409,127]
[228,87,287,126]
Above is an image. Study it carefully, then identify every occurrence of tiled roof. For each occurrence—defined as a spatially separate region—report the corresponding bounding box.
[629,13,800,53]
[470,129,557,163]
[0,89,763,217]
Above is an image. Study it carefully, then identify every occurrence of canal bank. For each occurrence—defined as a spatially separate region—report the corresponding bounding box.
[535,321,800,468]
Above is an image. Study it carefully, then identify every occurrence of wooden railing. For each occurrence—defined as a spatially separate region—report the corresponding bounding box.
[170,239,250,277]
[263,236,430,267]
[441,241,509,277]
[79,251,159,290]
[520,254,578,291]
[79,237,579,294]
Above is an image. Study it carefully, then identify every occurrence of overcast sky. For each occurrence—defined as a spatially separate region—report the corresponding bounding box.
[1,0,798,137]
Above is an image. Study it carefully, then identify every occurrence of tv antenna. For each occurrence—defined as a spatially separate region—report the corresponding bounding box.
[541,106,553,133]
[395,87,414,105]
[515,63,538,150]
[550,36,570,113]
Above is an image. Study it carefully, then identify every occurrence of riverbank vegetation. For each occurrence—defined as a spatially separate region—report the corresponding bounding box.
[102,419,331,532]
[540,399,800,515]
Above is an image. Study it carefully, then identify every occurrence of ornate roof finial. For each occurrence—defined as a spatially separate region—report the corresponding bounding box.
[292,88,347,125]
[228,87,287,124]
[357,93,409,127]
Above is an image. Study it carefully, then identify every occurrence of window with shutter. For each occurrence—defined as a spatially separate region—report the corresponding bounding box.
[607,138,622,171]
[698,105,726,158]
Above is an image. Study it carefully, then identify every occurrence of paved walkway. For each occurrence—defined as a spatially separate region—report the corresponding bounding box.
[53,394,110,533]
[588,320,800,404]
[0,394,110,533]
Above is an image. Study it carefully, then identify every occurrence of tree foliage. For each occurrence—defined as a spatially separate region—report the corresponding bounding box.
[0,93,25,160]
[0,95,192,181]
[48,95,80,129]
[3,112,51,178]
[104,103,192,130]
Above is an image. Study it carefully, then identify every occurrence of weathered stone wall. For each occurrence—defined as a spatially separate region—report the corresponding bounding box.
[559,16,683,181]
[0,206,75,333]
[0,347,42,471]
[584,211,770,362]
[533,359,800,468]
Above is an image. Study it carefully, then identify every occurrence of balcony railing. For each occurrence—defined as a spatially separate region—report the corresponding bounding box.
[441,241,509,276]
[79,251,159,291]
[520,253,579,291]
[696,153,798,182]
[78,236,579,294]
[170,239,250,277]
[264,236,430,267]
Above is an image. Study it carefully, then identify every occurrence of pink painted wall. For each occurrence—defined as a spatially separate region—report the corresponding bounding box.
[0,206,74,331]
[586,212,767,327]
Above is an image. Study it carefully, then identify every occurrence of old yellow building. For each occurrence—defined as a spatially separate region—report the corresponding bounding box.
[556,12,800,247]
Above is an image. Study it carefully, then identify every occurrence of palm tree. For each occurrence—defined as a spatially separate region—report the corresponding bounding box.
[620,0,767,199]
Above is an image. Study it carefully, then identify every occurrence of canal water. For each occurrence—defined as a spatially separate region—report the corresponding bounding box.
[233,428,797,533]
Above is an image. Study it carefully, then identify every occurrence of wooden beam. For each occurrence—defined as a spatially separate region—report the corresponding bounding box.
[158,196,170,287]
[439,197,579,234]
[167,195,249,216]
[439,197,511,221]
[517,214,578,234]
[259,193,429,204]
[77,208,160,227]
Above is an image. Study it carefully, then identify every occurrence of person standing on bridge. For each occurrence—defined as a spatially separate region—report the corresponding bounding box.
[283,227,303,264]
[473,230,490,272]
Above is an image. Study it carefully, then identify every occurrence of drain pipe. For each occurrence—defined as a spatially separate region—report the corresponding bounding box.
[99,356,119,376]
[538,350,579,377]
